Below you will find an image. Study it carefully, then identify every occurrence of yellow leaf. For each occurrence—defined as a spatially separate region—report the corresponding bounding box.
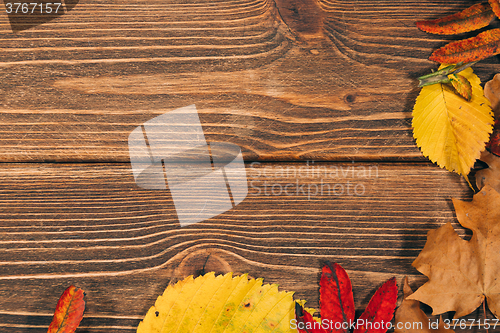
[412,65,494,179]
[137,272,297,333]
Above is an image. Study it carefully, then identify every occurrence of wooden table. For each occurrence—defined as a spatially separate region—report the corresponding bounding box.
[0,0,497,331]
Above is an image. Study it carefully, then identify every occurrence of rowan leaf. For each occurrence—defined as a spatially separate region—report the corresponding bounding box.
[416,3,495,35]
[320,262,354,333]
[394,277,454,333]
[47,286,85,333]
[294,263,396,333]
[352,277,397,333]
[447,74,472,101]
[409,186,500,318]
[412,65,494,178]
[137,272,297,333]
[429,28,500,63]
[486,119,500,156]
[295,303,328,333]
[489,0,500,19]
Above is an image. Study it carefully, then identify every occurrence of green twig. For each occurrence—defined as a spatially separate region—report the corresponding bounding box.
[418,61,478,87]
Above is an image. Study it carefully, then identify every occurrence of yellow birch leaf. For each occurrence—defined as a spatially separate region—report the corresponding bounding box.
[137,272,297,333]
[412,65,494,179]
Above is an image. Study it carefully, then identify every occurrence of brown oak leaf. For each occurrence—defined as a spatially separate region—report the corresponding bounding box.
[484,73,500,116]
[394,277,454,333]
[484,74,500,157]
[477,74,500,190]
[476,150,500,192]
[409,186,500,319]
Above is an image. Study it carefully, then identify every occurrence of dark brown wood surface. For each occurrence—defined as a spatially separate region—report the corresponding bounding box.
[0,163,474,332]
[0,0,498,332]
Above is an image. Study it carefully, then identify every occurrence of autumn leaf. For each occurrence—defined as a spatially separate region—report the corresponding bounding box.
[412,65,493,179]
[409,186,500,318]
[484,73,500,116]
[476,75,500,191]
[320,262,354,332]
[295,303,328,333]
[296,262,397,333]
[352,277,397,333]
[137,272,297,333]
[476,150,500,192]
[429,28,500,63]
[394,277,454,333]
[486,118,500,155]
[447,73,472,101]
[484,73,500,156]
[47,286,85,333]
[489,0,500,19]
[416,3,495,35]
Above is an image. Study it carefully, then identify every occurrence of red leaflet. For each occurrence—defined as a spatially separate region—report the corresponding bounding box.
[352,278,397,333]
[47,286,86,333]
[295,303,329,333]
[489,0,500,19]
[295,263,397,333]
[429,28,500,63]
[487,118,500,156]
[320,262,355,333]
[416,3,495,35]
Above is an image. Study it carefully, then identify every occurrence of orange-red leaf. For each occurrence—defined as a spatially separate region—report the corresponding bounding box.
[48,286,85,333]
[417,3,495,35]
[448,73,473,101]
[430,28,500,63]
[489,0,500,19]
[487,118,500,156]
[295,303,328,333]
[320,262,355,333]
[352,277,397,333]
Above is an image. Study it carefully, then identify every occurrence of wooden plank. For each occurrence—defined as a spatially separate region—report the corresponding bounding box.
[1,0,498,162]
[0,162,485,331]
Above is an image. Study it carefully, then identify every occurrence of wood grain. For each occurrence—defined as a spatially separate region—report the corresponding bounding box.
[1,0,498,162]
[0,162,485,331]
[1,0,498,332]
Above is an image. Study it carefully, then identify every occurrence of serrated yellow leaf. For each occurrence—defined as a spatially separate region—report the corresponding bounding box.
[137,272,297,333]
[412,65,494,178]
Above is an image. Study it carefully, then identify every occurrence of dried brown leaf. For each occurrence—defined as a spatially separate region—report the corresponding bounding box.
[395,277,454,333]
[409,186,500,318]
[476,150,500,192]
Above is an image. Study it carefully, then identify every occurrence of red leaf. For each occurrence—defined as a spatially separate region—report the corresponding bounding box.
[295,303,329,333]
[352,277,397,333]
[487,118,500,156]
[48,286,86,333]
[320,262,355,333]
[489,0,500,19]
[429,28,500,63]
[416,3,495,35]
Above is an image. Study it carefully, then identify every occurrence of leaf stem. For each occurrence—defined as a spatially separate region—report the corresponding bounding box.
[484,301,488,333]
[418,61,478,87]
